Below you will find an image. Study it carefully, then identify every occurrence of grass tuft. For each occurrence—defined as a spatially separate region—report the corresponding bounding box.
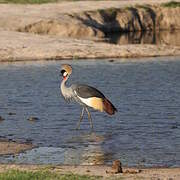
[0,170,101,180]
[135,4,151,10]
[161,1,180,8]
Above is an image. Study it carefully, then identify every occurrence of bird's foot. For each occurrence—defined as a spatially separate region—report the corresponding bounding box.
[75,124,80,130]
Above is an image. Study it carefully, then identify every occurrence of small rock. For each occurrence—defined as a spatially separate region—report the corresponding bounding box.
[26,138,33,143]
[171,125,178,129]
[124,169,142,174]
[109,59,115,62]
[27,117,39,121]
[0,116,5,121]
[106,160,123,174]
[112,160,123,173]
[8,112,16,115]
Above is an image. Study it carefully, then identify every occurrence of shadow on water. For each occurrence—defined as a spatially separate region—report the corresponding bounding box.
[105,30,180,46]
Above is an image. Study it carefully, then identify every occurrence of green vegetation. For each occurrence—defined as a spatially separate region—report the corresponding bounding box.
[135,4,151,10]
[0,170,101,180]
[72,55,80,60]
[0,0,58,4]
[103,7,118,14]
[161,1,180,8]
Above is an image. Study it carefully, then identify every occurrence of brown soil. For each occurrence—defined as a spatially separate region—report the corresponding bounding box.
[19,3,180,39]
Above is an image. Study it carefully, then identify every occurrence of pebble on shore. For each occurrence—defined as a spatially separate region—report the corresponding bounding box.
[27,117,39,121]
[0,116,5,121]
[8,112,16,115]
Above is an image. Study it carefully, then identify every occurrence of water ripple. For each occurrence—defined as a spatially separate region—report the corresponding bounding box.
[0,57,180,167]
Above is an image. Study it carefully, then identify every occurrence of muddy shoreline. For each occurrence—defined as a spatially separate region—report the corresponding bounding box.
[0,164,180,179]
[0,137,179,179]
[0,138,34,156]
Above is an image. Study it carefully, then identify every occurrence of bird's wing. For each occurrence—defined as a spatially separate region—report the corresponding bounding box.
[73,84,105,99]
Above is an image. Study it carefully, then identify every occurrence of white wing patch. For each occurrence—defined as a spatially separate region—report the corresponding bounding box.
[78,96,104,112]
[78,96,92,106]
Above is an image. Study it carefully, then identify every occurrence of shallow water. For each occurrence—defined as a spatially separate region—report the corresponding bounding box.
[106,30,180,46]
[0,57,180,167]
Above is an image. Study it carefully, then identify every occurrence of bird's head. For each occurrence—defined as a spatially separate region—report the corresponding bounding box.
[61,64,72,80]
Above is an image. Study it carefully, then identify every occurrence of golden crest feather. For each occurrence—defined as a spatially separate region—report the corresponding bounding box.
[61,64,72,75]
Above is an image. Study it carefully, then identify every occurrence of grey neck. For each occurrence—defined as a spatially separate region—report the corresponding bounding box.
[61,76,73,100]
[61,76,68,90]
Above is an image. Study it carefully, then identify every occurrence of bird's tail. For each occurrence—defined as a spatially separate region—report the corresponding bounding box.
[103,98,117,115]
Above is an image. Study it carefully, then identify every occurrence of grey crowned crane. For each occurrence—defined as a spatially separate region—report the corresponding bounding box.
[60,64,117,129]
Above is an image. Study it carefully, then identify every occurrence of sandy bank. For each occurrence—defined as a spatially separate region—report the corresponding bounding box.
[0,30,180,62]
[0,164,180,179]
[0,0,180,61]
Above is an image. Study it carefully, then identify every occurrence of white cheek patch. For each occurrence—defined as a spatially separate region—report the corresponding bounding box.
[63,71,68,77]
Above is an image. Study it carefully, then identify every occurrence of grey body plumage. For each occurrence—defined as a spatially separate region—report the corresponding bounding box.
[74,84,105,99]
[61,80,104,105]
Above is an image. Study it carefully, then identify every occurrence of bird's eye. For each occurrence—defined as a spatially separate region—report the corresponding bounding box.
[61,70,66,76]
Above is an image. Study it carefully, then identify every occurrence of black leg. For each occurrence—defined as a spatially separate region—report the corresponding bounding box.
[85,107,93,129]
[76,107,85,130]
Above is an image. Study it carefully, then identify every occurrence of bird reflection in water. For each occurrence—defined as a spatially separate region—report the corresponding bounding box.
[64,132,112,165]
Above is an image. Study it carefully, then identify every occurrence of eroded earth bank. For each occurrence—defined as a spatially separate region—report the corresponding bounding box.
[0,0,180,61]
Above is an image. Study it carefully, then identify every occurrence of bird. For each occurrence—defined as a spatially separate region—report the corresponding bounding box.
[60,64,117,129]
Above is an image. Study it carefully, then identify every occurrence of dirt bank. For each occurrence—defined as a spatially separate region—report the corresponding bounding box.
[1,30,180,61]
[18,3,180,39]
[1,0,180,39]
[0,164,180,179]
[0,0,180,62]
